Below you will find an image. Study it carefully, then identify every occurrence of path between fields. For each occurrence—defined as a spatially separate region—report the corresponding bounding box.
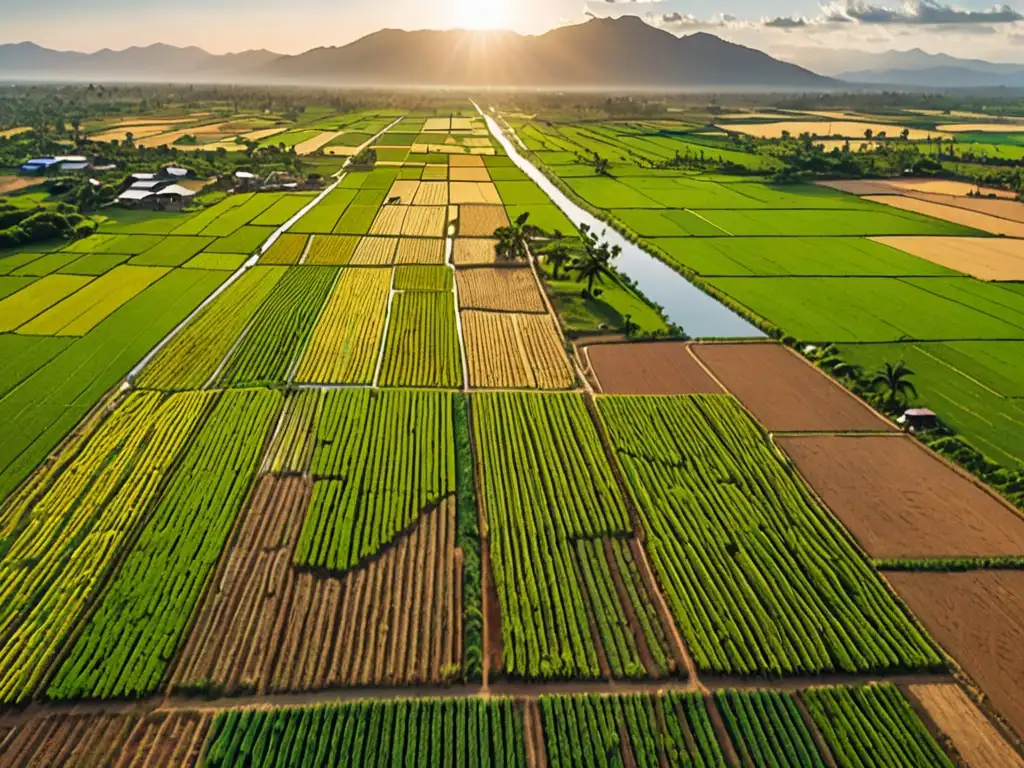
[1,671,954,725]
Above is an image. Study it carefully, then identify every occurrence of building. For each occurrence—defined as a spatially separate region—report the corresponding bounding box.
[20,155,90,173]
[116,181,195,211]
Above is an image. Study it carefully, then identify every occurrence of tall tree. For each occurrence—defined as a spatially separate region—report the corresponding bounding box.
[870,360,918,411]
[493,212,539,263]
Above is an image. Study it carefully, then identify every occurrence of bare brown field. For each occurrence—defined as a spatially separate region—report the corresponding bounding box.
[872,236,1024,281]
[463,311,574,389]
[401,206,447,237]
[903,192,1024,224]
[459,205,509,237]
[692,342,893,432]
[351,236,398,265]
[369,205,408,236]
[395,238,446,265]
[864,195,1024,237]
[413,181,448,206]
[886,571,1024,740]
[173,476,462,694]
[295,131,344,155]
[453,238,498,266]
[450,167,491,182]
[777,435,1024,558]
[450,155,485,168]
[588,342,722,395]
[450,182,502,205]
[386,180,420,205]
[0,175,44,195]
[908,684,1024,768]
[0,711,212,768]
[306,234,359,265]
[456,268,547,313]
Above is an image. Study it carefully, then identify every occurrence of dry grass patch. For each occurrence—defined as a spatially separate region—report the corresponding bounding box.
[864,195,1024,237]
[450,182,501,205]
[352,236,398,265]
[450,155,485,168]
[386,180,420,205]
[307,235,359,265]
[137,121,232,147]
[458,205,509,237]
[451,118,475,131]
[903,192,1024,224]
[91,124,175,142]
[463,311,573,389]
[369,205,408,236]
[295,131,344,155]
[938,123,1024,132]
[413,182,448,206]
[463,137,492,148]
[453,238,498,266]
[243,127,287,141]
[886,178,1018,199]
[395,238,446,265]
[423,118,450,132]
[450,167,491,182]
[402,206,447,238]
[456,267,546,313]
[723,121,951,140]
[872,236,1024,281]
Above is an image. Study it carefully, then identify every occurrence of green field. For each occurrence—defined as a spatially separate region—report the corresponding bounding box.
[709,276,1024,341]
[841,341,1024,467]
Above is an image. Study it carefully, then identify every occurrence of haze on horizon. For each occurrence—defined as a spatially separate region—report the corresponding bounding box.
[4,0,1024,67]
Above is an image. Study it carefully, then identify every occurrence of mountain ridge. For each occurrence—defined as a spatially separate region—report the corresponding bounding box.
[0,17,832,90]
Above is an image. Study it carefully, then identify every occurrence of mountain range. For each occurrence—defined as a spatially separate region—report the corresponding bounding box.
[777,46,1024,88]
[0,17,832,90]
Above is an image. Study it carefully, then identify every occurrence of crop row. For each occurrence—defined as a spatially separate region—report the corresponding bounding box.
[473,392,634,679]
[540,692,725,768]
[295,389,456,571]
[204,697,526,768]
[0,390,214,703]
[47,388,282,700]
[217,266,338,387]
[393,265,452,292]
[137,266,286,390]
[597,394,944,676]
[716,690,826,768]
[463,311,574,390]
[380,292,462,388]
[294,267,391,384]
[804,684,954,768]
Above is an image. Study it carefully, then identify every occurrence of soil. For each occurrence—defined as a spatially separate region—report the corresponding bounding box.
[692,342,895,433]
[872,236,1024,281]
[903,192,1024,223]
[172,476,458,695]
[886,571,1024,740]
[586,342,723,395]
[0,176,44,196]
[864,194,1024,238]
[778,435,1024,558]
[906,684,1024,768]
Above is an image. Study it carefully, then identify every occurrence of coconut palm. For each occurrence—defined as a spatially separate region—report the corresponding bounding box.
[870,360,918,411]
[544,242,572,279]
[493,212,539,263]
[572,224,620,295]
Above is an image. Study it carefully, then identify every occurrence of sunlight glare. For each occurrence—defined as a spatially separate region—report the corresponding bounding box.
[453,0,510,30]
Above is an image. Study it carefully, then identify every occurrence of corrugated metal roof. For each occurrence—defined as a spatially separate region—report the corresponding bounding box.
[154,184,196,197]
[118,189,154,201]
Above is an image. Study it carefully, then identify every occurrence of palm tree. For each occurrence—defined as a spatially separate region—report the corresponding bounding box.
[572,224,620,295]
[870,360,918,411]
[544,242,572,279]
[493,212,539,263]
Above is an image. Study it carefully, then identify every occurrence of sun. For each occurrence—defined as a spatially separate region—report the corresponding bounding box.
[453,0,511,30]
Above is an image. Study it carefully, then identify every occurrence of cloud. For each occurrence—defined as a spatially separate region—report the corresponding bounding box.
[764,16,809,28]
[658,11,739,29]
[822,0,1024,25]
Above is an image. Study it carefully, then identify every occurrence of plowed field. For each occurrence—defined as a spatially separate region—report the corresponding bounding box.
[588,342,723,395]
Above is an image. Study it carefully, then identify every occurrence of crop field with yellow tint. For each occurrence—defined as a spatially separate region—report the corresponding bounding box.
[462,310,574,389]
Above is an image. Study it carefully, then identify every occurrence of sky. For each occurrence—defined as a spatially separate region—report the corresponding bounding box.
[4,0,1024,67]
